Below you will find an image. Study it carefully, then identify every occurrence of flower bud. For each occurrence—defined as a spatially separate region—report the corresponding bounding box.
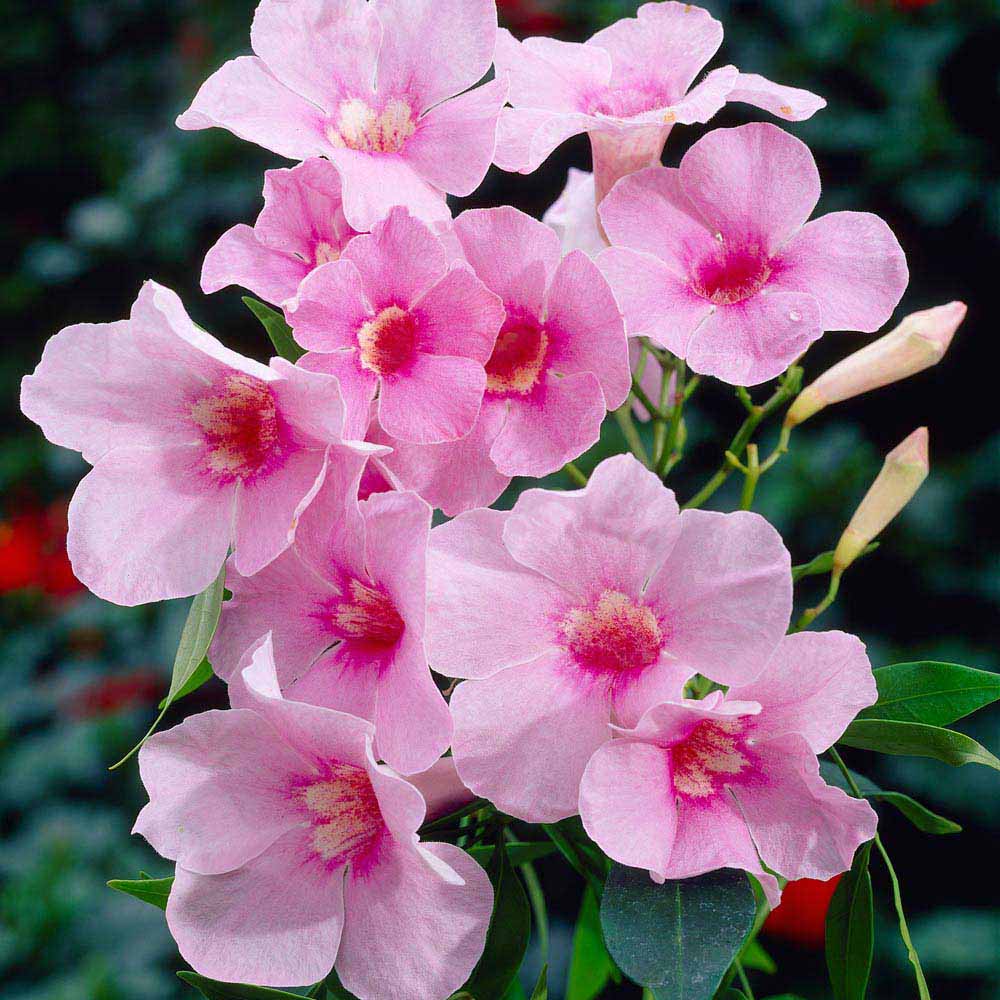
[786,302,966,427]
[833,428,929,572]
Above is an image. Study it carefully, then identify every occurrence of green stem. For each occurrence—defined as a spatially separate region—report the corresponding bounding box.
[735,958,756,1000]
[564,462,588,488]
[739,444,761,511]
[614,405,650,467]
[631,378,665,423]
[792,568,842,632]
[657,360,687,476]
[505,829,549,959]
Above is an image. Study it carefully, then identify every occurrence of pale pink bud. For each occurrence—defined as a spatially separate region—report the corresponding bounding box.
[786,302,966,427]
[833,427,930,571]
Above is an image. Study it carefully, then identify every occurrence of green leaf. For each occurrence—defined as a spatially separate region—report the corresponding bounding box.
[529,966,548,1000]
[567,886,617,1000]
[469,842,558,869]
[840,719,1000,771]
[178,971,309,999]
[792,543,878,582]
[600,865,756,999]
[860,661,1000,726]
[322,969,359,999]
[420,797,489,834]
[740,938,777,975]
[107,874,174,910]
[825,842,874,1000]
[158,657,214,709]
[111,563,227,769]
[463,836,531,1000]
[244,296,305,363]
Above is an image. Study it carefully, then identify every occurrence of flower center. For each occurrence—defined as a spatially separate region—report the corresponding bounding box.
[671,719,749,799]
[562,589,664,676]
[357,306,419,376]
[327,98,416,154]
[190,373,280,480]
[586,81,674,119]
[485,318,549,395]
[691,245,773,306]
[298,763,386,870]
[313,241,342,266]
[332,578,405,648]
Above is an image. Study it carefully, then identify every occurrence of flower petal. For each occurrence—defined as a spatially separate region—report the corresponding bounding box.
[413,266,505,365]
[727,72,826,122]
[201,224,311,305]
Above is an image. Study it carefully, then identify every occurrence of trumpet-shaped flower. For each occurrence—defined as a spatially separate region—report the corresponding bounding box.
[288,207,505,446]
[599,124,909,386]
[20,281,376,606]
[177,0,506,229]
[370,207,630,514]
[494,1,825,204]
[543,168,605,258]
[580,631,879,904]
[135,635,492,998]
[210,456,450,775]
[202,158,362,306]
[430,454,792,822]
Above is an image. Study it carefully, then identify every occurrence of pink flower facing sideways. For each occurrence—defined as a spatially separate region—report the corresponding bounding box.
[289,207,506,446]
[599,123,909,386]
[429,454,793,823]
[202,158,362,307]
[494,0,825,204]
[580,631,880,904]
[373,207,630,515]
[210,452,451,775]
[135,634,492,998]
[178,0,506,229]
[19,281,376,606]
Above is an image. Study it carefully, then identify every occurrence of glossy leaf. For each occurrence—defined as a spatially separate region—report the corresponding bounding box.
[840,719,1000,771]
[107,874,173,910]
[600,865,756,999]
[825,842,874,1000]
[567,886,617,1000]
[178,972,309,999]
[860,661,1000,726]
[244,296,305,363]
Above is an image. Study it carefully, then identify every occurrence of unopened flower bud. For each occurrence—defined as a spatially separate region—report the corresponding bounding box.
[833,428,930,572]
[786,302,966,428]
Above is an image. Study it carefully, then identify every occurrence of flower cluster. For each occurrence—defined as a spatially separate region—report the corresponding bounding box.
[20,3,965,999]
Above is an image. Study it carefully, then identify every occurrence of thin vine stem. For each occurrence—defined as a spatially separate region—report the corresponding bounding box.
[613,404,650,467]
[657,360,687,476]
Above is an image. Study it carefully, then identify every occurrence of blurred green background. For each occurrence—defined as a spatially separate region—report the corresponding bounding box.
[2,1,998,998]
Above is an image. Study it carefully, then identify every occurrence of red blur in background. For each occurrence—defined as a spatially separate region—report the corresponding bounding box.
[764,876,843,949]
[498,0,566,35]
[0,500,82,598]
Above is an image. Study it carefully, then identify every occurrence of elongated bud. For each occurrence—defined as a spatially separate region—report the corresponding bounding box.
[833,428,930,572]
[786,302,966,428]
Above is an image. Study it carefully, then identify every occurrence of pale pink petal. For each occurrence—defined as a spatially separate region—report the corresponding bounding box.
[408,757,476,822]
[134,709,305,874]
[450,650,612,823]
[413,266,505,364]
[611,658,693,730]
[268,358,359,448]
[645,509,792,686]
[732,631,877,754]
[680,123,821,252]
[377,353,486,445]
[502,454,681,600]
[67,445,232,606]
[490,370,607,479]
[176,56,330,160]
[168,827,345,989]
[590,124,671,207]
[284,644,383,722]
[402,78,507,196]
[545,249,630,407]
[337,840,493,1000]
[364,738,428,843]
[669,65,739,124]
[250,0,380,110]
[727,72,826,122]
[201,224,311,305]
[684,290,824,386]
[453,206,562,316]
[298,352,377,441]
[543,168,605,258]
[373,0,497,113]
[771,212,909,333]
[580,739,676,877]
[734,735,878,882]
[288,258,372,353]
[427,507,566,679]
[494,107,598,174]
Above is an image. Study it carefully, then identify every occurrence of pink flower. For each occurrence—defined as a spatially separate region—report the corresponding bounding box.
[599,123,909,386]
[202,158,362,307]
[543,168,606,259]
[430,455,793,822]
[135,634,492,997]
[20,281,377,607]
[288,207,506,446]
[369,207,630,515]
[580,631,879,904]
[494,1,825,204]
[177,0,507,229]
[210,455,450,775]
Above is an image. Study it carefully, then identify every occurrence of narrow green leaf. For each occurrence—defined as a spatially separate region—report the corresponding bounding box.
[825,842,874,1000]
[740,938,777,975]
[111,563,227,769]
[567,886,617,1000]
[107,875,174,910]
[860,661,1000,726]
[420,797,489,834]
[500,981,527,1000]
[178,971,309,999]
[469,842,558,869]
[840,719,1000,771]
[244,296,305,363]
[322,968,359,999]
[600,865,756,1000]
[792,543,878,582]
[159,657,214,709]
[529,966,548,1000]
[463,836,531,1000]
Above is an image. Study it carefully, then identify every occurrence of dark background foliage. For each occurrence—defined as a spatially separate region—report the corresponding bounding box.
[1,1,998,998]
